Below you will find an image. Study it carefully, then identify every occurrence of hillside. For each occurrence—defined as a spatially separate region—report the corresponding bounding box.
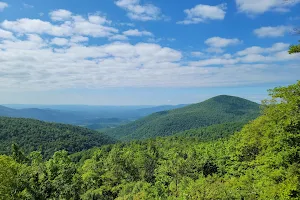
[0,81,299,199]
[106,95,260,140]
[174,121,247,141]
[0,117,116,158]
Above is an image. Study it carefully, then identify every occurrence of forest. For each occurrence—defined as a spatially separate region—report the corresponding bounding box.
[0,118,115,159]
[107,95,260,141]
[0,80,299,199]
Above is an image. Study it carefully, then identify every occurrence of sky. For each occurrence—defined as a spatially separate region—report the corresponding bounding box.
[0,0,299,105]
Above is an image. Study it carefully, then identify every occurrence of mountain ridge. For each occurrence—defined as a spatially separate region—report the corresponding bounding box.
[106,95,260,141]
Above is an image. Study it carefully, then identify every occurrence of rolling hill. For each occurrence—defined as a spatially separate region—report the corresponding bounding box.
[0,117,116,158]
[106,95,261,141]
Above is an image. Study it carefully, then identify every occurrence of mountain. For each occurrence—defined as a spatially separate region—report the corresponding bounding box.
[106,95,260,141]
[0,104,188,125]
[0,117,116,158]
[0,106,87,124]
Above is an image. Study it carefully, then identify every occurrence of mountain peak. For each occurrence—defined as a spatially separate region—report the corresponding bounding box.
[107,95,260,141]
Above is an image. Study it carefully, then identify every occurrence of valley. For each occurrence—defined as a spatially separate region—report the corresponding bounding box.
[0,82,300,199]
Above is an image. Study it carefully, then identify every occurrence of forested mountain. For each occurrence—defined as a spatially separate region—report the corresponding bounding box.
[0,81,299,199]
[0,117,116,158]
[106,95,260,141]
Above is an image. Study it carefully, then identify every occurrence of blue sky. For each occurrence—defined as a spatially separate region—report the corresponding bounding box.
[0,0,299,105]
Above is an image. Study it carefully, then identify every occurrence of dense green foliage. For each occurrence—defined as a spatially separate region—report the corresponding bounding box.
[0,117,116,159]
[82,118,131,131]
[107,95,260,141]
[174,121,247,141]
[289,41,300,54]
[0,81,299,199]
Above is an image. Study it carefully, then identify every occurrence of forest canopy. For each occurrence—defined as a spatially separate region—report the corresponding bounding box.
[0,81,299,199]
[0,117,116,159]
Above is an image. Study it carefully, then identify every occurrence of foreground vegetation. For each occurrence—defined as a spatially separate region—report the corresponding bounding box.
[0,81,299,199]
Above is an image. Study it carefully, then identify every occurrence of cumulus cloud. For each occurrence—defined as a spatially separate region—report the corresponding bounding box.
[115,0,162,21]
[0,32,298,91]
[109,34,128,41]
[70,36,89,43]
[0,10,299,91]
[236,43,290,56]
[236,43,298,63]
[1,13,118,38]
[191,52,204,57]
[0,28,14,39]
[0,1,8,11]
[51,37,69,46]
[88,14,111,24]
[1,18,73,36]
[123,29,153,37]
[204,37,242,53]
[49,9,72,21]
[235,0,300,15]
[254,25,292,37]
[177,4,226,24]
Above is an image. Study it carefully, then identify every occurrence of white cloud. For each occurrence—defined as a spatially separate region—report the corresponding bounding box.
[70,36,89,43]
[237,43,298,63]
[254,26,292,38]
[236,43,290,56]
[190,42,298,67]
[51,37,69,46]
[88,14,111,24]
[1,14,118,38]
[204,37,242,53]
[2,18,73,37]
[191,51,204,57]
[72,19,118,37]
[123,29,153,37]
[190,58,238,67]
[0,1,8,11]
[0,28,14,39]
[1,32,298,91]
[115,0,162,21]
[109,34,128,41]
[49,9,72,21]
[0,10,299,91]
[177,4,226,25]
[205,37,241,48]
[23,3,34,9]
[235,0,300,15]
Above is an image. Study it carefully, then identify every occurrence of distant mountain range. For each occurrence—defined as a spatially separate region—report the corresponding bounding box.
[0,104,187,126]
[0,105,85,124]
[106,95,261,141]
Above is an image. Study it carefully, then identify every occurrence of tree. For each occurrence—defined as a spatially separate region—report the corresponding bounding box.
[289,41,300,54]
